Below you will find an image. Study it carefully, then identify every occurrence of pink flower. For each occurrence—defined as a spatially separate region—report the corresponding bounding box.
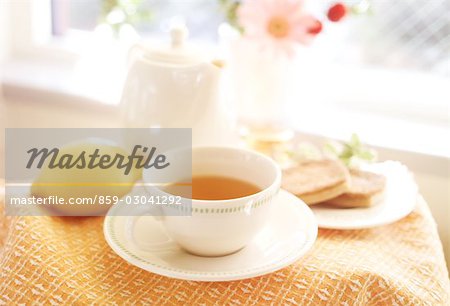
[238,0,321,57]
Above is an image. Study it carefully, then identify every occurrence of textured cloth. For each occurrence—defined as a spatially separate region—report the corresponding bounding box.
[0,185,449,305]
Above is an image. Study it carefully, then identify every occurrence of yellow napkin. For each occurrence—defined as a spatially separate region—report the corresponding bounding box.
[0,184,449,305]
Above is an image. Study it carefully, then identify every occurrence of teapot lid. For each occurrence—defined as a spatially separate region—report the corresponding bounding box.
[140,25,204,65]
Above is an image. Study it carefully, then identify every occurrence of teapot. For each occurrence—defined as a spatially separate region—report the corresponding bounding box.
[120,25,236,146]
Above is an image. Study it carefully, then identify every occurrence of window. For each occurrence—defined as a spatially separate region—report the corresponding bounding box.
[348,0,449,75]
[1,0,448,156]
[51,0,225,42]
[43,0,450,76]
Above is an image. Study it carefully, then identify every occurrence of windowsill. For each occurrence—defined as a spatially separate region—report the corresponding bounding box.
[1,58,449,160]
[287,105,449,160]
[1,55,125,106]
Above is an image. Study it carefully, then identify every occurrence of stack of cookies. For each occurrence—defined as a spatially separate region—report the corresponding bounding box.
[282,159,386,208]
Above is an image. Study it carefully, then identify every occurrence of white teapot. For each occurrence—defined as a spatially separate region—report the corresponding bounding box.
[120,25,236,146]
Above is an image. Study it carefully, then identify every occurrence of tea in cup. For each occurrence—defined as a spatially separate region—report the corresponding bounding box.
[128,146,281,257]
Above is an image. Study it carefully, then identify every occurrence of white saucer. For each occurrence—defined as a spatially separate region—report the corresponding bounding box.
[104,189,317,282]
[311,161,418,230]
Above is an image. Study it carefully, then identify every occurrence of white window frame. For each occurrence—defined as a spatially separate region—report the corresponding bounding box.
[7,0,87,63]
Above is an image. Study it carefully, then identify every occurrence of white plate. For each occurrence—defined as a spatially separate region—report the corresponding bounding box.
[311,161,418,230]
[104,189,317,282]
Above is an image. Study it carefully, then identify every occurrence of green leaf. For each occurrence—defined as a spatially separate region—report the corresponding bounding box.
[358,149,376,161]
[219,0,242,31]
[324,143,339,155]
[349,133,361,148]
[323,134,377,168]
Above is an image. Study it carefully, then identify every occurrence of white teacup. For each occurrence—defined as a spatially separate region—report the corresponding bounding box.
[128,146,281,257]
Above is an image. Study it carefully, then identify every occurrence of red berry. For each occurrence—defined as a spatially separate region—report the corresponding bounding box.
[327,3,347,22]
[308,20,323,35]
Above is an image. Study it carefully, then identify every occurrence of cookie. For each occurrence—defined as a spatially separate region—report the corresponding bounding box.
[324,169,386,208]
[282,159,350,205]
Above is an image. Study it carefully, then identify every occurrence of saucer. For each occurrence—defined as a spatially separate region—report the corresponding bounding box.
[311,161,418,230]
[104,189,318,282]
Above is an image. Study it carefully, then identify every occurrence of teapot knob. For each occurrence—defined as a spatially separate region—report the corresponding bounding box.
[170,24,188,48]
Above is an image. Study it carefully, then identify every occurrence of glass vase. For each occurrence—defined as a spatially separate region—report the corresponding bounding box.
[227,37,295,157]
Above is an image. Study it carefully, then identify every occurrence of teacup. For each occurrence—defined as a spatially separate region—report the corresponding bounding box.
[128,146,281,257]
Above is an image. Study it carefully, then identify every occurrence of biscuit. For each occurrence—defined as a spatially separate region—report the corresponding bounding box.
[282,159,350,205]
[324,169,386,208]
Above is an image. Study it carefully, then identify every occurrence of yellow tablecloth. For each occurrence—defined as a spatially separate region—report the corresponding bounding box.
[0,186,449,305]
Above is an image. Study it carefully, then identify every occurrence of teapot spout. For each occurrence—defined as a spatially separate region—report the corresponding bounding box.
[186,60,223,89]
[211,59,225,69]
[184,60,237,146]
[197,59,225,85]
[197,59,224,75]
